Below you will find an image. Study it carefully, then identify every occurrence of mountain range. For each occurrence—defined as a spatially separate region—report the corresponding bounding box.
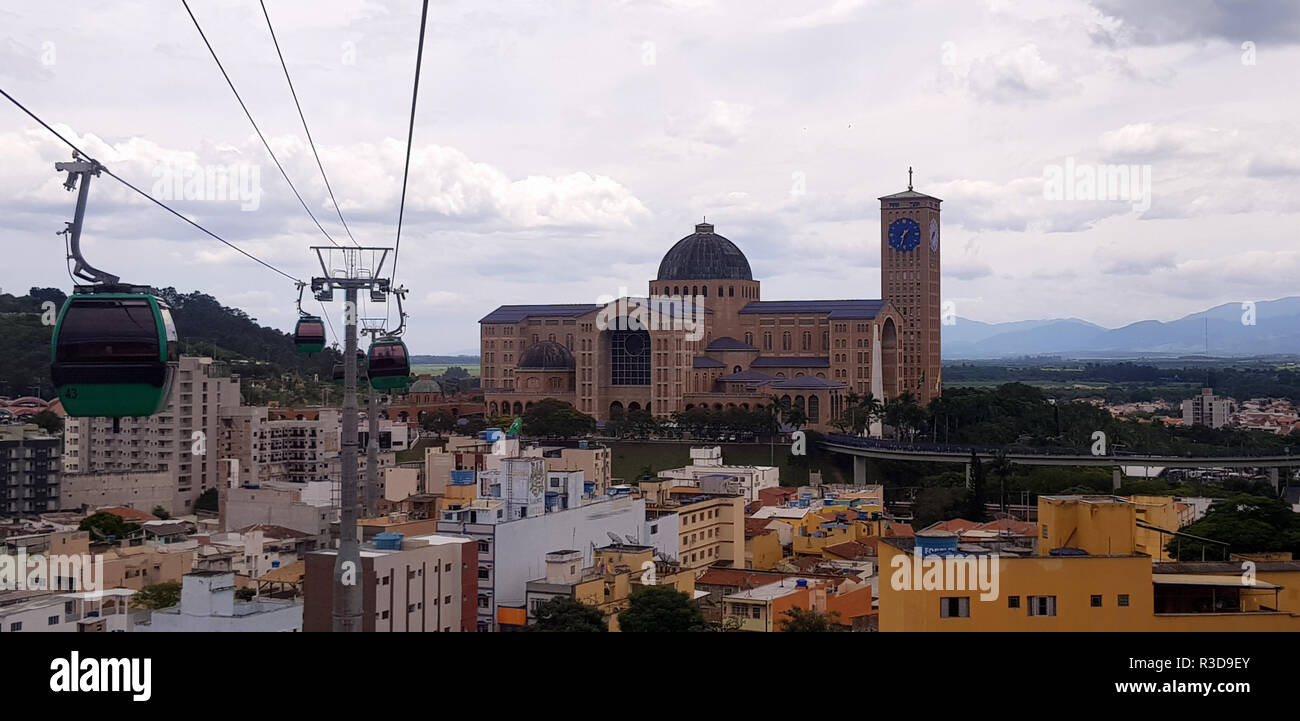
[945,296,1300,359]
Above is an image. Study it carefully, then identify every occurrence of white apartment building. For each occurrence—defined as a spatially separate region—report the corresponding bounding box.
[0,589,136,633]
[1182,388,1232,429]
[63,357,240,515]
[145,571,302,632]
[656,446,779,503]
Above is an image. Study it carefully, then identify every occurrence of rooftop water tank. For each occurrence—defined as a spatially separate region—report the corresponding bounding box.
[914,530,960,556]
[373,532,404,550]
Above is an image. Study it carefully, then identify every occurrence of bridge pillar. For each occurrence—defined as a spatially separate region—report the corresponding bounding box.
[1269,467,1280,494]
[1112,467,1122,491]
[964,463,972,490]
[854,456,868,486]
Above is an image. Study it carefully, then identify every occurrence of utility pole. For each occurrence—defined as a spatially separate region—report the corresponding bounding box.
[311,246,392,632]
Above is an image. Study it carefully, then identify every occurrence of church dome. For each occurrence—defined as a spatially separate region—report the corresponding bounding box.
[517,341,576,371]
[656,222,752,281]
[408,379,441,394]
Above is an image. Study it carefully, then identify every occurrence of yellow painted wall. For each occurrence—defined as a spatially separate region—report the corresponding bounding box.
[747,531,782,570]
[879,543,1300,632]
[1038,497,1136,556]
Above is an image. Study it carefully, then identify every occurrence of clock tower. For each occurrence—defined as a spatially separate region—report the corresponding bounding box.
[880,168,942,404]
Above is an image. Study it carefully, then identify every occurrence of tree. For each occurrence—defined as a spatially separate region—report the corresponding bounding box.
[133,582,182,610]
[420,409,456,436]
[195,488,218,512]
[235,588,257,602]
[529,596,608,632]
[1168,495,1300,560]
[78,512,140,541]
[151,506,171,520]
[30,410,63,435]
[618,585,707,632]
[779,606,845,632]
[523,399,597,439]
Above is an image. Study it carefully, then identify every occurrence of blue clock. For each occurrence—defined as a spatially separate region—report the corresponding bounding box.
[888,218,921,252]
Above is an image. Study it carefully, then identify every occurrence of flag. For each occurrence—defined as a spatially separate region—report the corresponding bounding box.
[507,417,522,435]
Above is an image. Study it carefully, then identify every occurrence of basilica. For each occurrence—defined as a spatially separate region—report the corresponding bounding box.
[479,181,943,432]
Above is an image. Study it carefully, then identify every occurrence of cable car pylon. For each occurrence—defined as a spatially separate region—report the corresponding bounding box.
[310,245,395,633]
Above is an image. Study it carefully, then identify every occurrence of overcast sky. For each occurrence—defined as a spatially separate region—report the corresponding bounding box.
[2,0,1297,354]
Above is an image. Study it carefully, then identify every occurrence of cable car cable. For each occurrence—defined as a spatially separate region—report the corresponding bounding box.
[180,0,344,249]
[0,87,303,285]
[389,0,430,326]
[258,0,360,248]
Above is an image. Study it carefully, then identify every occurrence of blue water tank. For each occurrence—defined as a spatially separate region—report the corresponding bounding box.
[480,428,504,443]
[796,579,808,588]
[373,532,404,550]
[451,470,476,486]
[579,440,588,450]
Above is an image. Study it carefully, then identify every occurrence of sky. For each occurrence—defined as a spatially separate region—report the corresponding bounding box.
[2,0,1297,354]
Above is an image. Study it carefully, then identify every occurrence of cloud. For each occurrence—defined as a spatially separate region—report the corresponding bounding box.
[965,44,1075,103]
[1090,0,1300,46]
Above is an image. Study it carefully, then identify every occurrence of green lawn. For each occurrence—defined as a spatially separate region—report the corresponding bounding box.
[411,364,480,377]
[605,440,852,486]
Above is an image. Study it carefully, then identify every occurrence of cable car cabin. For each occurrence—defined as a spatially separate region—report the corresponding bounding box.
[50,292,178,418]
[332,350,368,386]
[367,339,410,390]
[294,315,326,354]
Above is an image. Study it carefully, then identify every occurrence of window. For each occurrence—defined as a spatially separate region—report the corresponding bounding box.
[381,610,390,620]
[751,606,761,619]
[610,329,651,385]
[408,604,416,613]
[1091,595,1103,608]
[940,597,970,618]
[1118,594,1130,607]
[445,595,453,605]
[444,563,452,572]
[478,595,489,608]
[48,615,59,626]
[1028,596,1057,617]
[478,568,489,580]
[1007,596,1020,609]
[478,541,489,553]
[9,622,20,631]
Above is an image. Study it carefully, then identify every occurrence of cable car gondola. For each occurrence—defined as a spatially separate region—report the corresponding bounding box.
[50,289,179,418]
[294,315,326,354]
[333,350,367,386]
[367,338,410,391]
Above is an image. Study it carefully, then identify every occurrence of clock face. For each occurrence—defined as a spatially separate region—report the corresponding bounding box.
[888,217,921,252]
[929,219,939,251]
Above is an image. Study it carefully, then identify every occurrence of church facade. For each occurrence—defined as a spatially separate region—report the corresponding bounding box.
[479,181,942,432]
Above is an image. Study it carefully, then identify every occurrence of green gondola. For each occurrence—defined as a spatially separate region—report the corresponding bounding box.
[50,290,178,418]
[367,338,410,391]
[294,315,326,354]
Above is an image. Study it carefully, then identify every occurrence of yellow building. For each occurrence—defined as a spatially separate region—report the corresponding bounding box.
[745,518,783,570]
[878,495,1300,631]
[524,543,694,631]
[790,507,887,556]
[639,481,746,571]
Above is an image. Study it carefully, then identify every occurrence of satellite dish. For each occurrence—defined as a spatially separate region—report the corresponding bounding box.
[606,531,624,545]
[624,534,638,545]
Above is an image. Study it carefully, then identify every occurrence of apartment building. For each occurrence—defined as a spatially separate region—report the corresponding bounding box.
[147,571,302,632]
[437,492,647,632]
[63,357,240,515]
[220,406,340,486]
[639,479,745,571]
[0,589,136,633]
[523,543,694,630]
[1182,387,1232,429]
[303,533,476,632]
[878,495,1300,631]
[0,424,61,515]
[656,446,778,503]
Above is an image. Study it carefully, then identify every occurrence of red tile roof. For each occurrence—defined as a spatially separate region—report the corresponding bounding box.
[744,517,778,539]
[924,518,980,533]
[823,540,875,559]
[95,506,159,523]
[886,523,914,538]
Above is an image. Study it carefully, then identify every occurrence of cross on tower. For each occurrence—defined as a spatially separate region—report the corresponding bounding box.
[908,166,913,191]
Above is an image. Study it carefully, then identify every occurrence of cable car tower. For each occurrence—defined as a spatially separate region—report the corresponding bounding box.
[310,245,394,633]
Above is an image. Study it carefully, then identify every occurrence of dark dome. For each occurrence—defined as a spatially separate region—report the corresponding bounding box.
[517,341,575,371]
[656,222,752,281]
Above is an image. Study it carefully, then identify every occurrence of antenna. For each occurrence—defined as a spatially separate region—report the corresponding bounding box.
[606,531,624,546]
[624,534,638,545]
